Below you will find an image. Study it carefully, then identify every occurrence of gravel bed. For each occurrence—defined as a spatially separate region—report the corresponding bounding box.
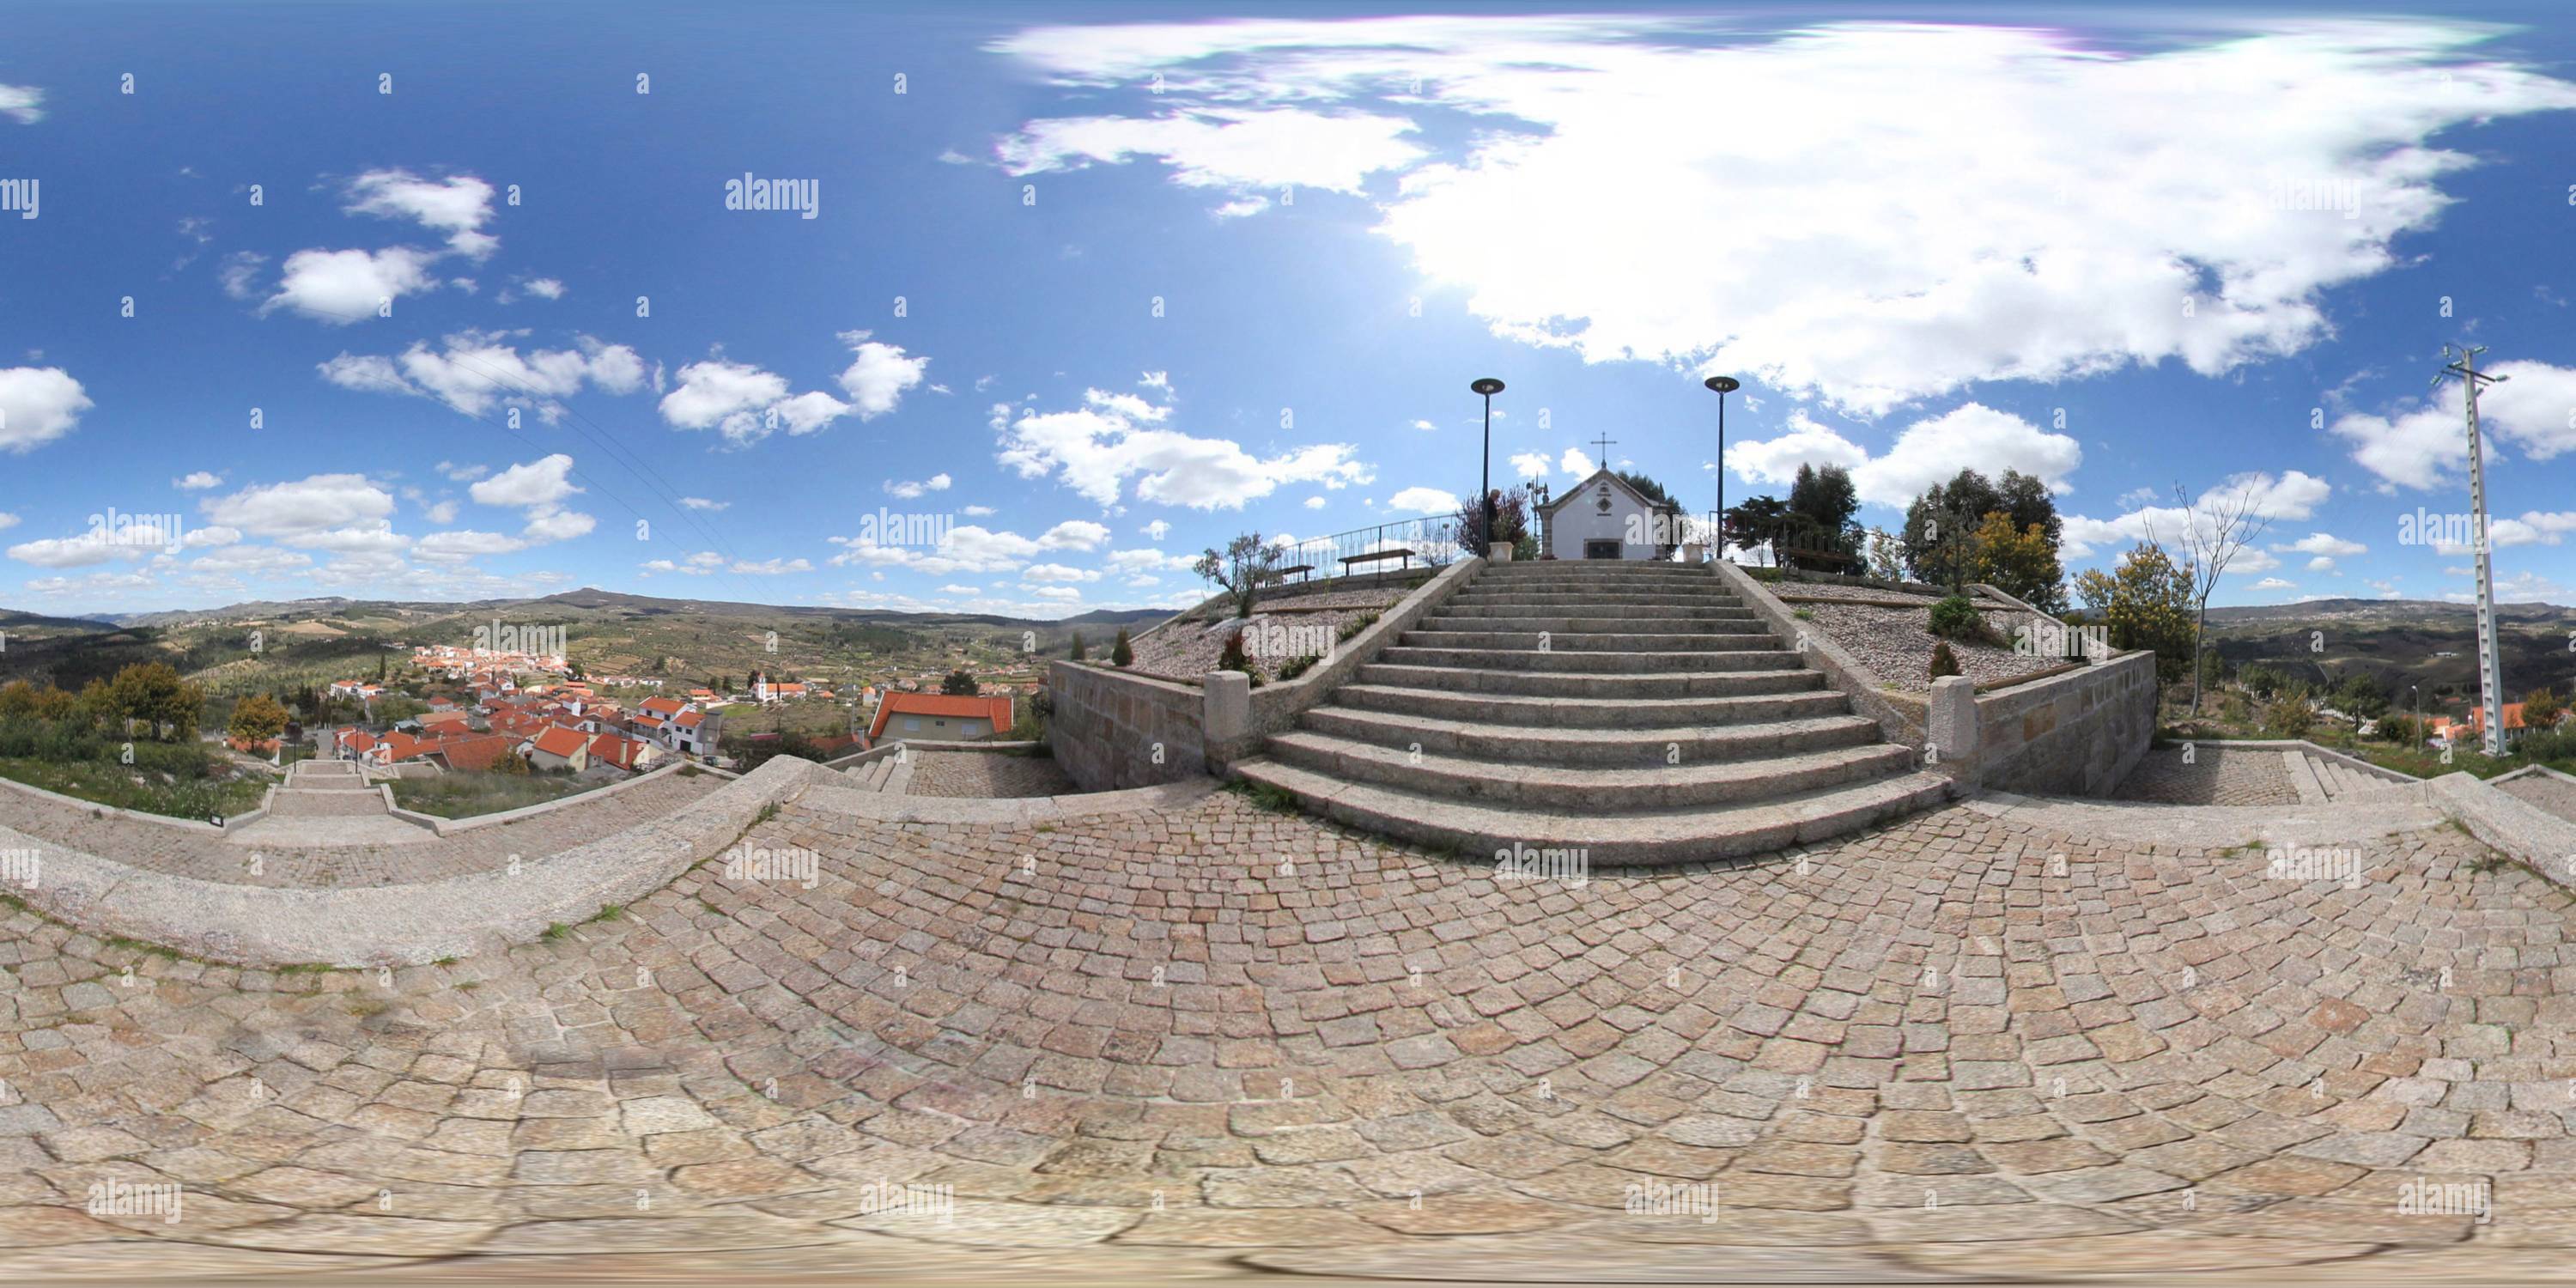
[1797,602,2071,694]
[1768,580,2018,607]
[1129,598,1396,683]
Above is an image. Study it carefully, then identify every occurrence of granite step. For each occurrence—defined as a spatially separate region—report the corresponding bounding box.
[1333,682,1854,728]
[1375,646,1807,674]
[1296,705,1881,767]
[1422,615,1762,635]
[1267,732,1917,810]
[1354,662,1827,699]
[270,787,390,817]
[1399,629,1778,652]
[1231,757,1953,866]
[1437,599,1757,620]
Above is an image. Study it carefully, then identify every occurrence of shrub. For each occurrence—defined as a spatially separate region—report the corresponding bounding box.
[2517,726,2576,765]
[2263,690,2314,739]
[1927,595,1991,643]
[1275,653,1322,682]
[1068,632,1086,661]
[1111,629,1134,667]
[1929,641,1962,681]
[1217,629,1251,675]
[1336,612,1380,644]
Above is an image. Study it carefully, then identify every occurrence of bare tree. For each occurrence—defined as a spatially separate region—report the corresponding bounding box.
[2147,478,2271,717]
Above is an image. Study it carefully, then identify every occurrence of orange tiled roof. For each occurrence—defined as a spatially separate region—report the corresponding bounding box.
[531,726,589,758]
[868,693,1014,742]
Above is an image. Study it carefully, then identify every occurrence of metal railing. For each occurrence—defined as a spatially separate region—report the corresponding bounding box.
[1267,513,1469,584]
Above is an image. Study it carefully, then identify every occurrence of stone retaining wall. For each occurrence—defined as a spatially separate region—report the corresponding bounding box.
[1713,559,1931,756]
[1214,557,1480,767]
[386,760,707,837]
[1045,661,1212,792]
[0,756,817,968]
[1944,649,2158,796]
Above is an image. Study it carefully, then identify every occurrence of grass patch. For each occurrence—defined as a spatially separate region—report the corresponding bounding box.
[541,922,573,942]
[0,755,267,821]
[390,771,601,819]
[1228,779,1302,814]
[1792,607,1814,621]
[586,904,623,923]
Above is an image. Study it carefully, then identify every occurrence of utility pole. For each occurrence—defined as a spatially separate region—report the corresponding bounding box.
[2436,343,2509,756]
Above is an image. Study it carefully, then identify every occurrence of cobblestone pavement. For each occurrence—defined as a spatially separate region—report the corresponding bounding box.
[902,751,1076,799]
[0,772,721,888]
[2113,745,2299,805]
[5,789,2576,1283]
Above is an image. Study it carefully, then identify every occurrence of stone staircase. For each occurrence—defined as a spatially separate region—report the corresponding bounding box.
[2286,748,2403,803]
[840,750,915,796]
[225,757,434,847]
[1231,560,1950,865]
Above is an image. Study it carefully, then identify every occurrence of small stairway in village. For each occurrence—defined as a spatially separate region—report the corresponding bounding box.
[1231,560,1951,865]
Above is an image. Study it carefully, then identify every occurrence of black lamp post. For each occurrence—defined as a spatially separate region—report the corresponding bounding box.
[1703,375,1740,562]
[1471,378,1504,557]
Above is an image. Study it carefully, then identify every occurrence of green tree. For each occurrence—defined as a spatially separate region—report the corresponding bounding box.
[1067,632,1087,662]
[940,669,980,696]
[0,680,37,721]
[107,662,202,741]
[2524,687,2566,732]
[1110,629,1134,667]
[2073,542,2196,680]
[228,693,290,744]
[1721,495,1791,567]
[1194,532,1282,620]
[1964,511,2067,611]
[1902,468,2061,589]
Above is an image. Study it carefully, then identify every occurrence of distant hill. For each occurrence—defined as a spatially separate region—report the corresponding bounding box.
[2205,597,2572,626]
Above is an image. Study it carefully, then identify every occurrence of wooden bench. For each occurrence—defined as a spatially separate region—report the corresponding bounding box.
[1274,563,1315,584]
[1340,550,1414,582]
[1780,546,1862,574]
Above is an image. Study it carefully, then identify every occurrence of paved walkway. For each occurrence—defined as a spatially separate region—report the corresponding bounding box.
[225,761,430,849]
[0,769,722,888]
[902,750,1075,799]
[3,787,2573,1281]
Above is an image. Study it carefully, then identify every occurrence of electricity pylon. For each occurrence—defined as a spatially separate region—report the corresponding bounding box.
[2435,343,2509,757]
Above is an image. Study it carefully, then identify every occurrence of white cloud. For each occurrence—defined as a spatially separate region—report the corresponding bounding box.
[0,513,15,532]
[996,384,1372,508]
[521,276,566,300]
[1023,562,1101,583]
[828,524,1043,574]
[836,331,930,418]
[343,170,497,258]
[1507,452,1552,480]
[415,530,529,562]
[321,331,645,420]
[2060,471,2330,560]
[1304,496,1327,509]
[262,246,444,322]
[1388,485,1459,514]
[730,557,813,575]
[0,367,94,453]
[884,472,955,500]
[1038,519,1109,550]
[1558,447,1595,478]
[939,584,979,596]
[0,83,43,125]
[2251,577,2296,591]
[470,454,592,544]
[173,471,224,490]
[203,473,394,536]
[2336,361,2576,490]
[1030,586,1083,602]
[996,107,1426,198]
[999,16,2576,414]
[1107,548,1195,574]
[1142,519,1171,541]
[2281,532,2366,557]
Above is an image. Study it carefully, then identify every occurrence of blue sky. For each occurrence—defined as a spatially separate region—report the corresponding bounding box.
[4,2,2576,618]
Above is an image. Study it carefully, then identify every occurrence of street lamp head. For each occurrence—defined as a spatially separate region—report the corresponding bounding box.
[1703,375,1741,394]
[1470,378,1505,396]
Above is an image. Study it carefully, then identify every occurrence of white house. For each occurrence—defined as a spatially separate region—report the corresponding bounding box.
[1539,469,1685,560]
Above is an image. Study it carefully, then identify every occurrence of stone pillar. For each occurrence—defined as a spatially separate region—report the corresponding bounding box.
[1928,675,1979,782]
[1203,670,1252,764]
